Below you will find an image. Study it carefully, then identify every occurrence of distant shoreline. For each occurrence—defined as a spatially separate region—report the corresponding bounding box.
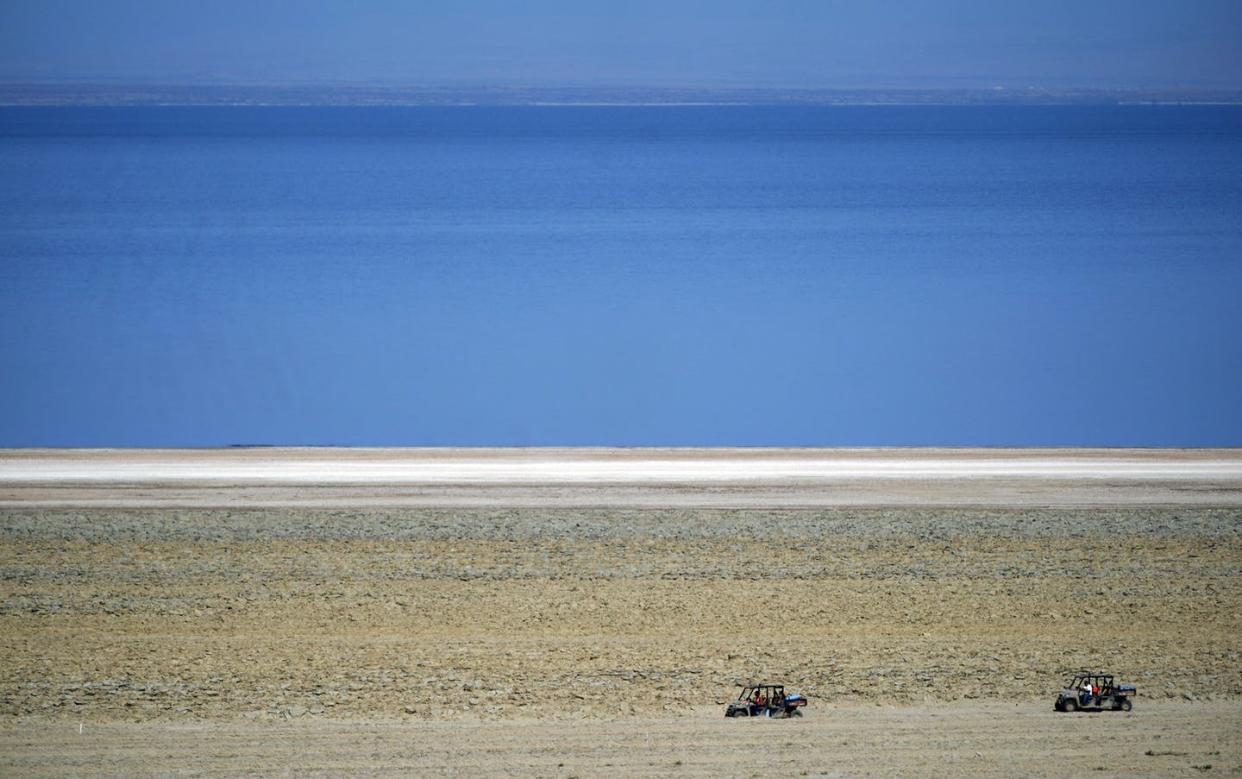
[4,83,1242,107]
[3,447,1240,508]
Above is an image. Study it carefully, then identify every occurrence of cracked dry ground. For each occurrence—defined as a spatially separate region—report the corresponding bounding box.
[1,508,1239,723]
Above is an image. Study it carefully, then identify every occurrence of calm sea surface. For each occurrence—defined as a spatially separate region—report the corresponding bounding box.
[1,106,1240,445]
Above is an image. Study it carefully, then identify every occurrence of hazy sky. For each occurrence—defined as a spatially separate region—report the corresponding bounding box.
[2,0,1241,88]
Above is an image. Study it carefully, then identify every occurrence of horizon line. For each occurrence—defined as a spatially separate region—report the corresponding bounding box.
[4,82,1242,108]
[4,445,1242,452]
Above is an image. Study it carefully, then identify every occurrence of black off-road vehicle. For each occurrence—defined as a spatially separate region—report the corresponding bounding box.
[1054,671,1135,712]
[724,684,807,718]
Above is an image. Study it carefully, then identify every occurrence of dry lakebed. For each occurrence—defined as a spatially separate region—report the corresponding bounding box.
[2,448,1239,776]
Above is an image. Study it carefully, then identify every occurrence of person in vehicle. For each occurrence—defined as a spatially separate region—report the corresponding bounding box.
[753,688,769,715]
[1080,680,1094,706]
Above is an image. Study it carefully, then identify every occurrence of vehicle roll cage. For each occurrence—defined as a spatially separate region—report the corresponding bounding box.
[737,683,786,699]
[1069,671,1115,691]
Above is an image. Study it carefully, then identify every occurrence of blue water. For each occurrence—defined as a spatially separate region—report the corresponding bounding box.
[2,106,1240,446]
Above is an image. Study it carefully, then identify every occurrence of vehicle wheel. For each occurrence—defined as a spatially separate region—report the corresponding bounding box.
[1120,699,1132,712]
[1064,699,1078,713]
[791,708,803,717]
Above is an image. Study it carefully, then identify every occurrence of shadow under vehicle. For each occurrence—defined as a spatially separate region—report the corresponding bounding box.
[1055,671,1136,712]
[724,684,808,718]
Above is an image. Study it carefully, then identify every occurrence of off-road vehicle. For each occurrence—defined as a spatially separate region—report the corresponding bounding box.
[1054,671,1135,712]
[724,683,807,718]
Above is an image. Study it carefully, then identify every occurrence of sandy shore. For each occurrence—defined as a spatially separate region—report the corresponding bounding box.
[3,447,1241,507]
[3,449,1239,775]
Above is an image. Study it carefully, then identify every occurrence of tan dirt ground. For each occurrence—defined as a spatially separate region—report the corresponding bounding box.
[1,449,1240,775]
[3,702,1239,777]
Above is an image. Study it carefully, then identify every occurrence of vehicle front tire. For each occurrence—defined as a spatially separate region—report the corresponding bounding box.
[1120,699,1132,712]
[1063,699,1078,713]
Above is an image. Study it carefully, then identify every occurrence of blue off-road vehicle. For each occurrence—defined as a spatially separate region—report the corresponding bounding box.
[1054,671,1136,712]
